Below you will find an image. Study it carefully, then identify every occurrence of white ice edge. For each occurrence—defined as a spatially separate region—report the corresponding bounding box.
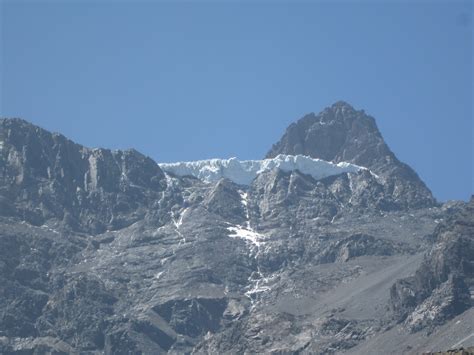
[159,154,366,185]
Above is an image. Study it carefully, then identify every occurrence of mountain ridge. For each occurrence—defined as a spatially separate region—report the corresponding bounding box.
[2,101,436,210]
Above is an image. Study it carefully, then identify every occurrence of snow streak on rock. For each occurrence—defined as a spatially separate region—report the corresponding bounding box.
[226,190,274,307]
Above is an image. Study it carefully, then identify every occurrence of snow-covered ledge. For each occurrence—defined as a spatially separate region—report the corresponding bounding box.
[159,154,365,185]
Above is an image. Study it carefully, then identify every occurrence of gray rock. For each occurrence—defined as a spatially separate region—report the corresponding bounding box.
[266,101,436,209]
[390,197,473,330]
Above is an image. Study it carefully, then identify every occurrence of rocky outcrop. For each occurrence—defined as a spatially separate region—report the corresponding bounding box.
[250,167,401,232]
[37,274,117,351]
[317,233,412,263]
[203,179,247,224]
[153,297,227,338]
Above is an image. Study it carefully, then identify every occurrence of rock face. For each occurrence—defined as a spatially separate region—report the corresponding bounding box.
[0,118,167,234]
[390,199,474,332]
[0,104,471,354]
[266,101,436,209]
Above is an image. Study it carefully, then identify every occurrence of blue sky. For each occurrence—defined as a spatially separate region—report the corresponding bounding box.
[1,1,472,201]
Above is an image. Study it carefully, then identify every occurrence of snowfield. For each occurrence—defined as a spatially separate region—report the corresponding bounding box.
[159,154,365,185]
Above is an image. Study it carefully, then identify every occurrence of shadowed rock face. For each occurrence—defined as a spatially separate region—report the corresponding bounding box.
[266,101,436,209]
[0,107,470,354]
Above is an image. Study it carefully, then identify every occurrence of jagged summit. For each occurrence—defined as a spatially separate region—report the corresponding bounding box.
[266,101,381,162]
[331,100,354,107]
[267,101,436,208]
[326,100,358,113]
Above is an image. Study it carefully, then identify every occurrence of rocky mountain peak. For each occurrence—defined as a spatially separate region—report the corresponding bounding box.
[331,99,355,109]
[323,100,359,119]
[266,101,436,209]
[267,101,383,165]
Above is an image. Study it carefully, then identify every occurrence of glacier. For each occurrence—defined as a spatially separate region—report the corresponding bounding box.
[159,154,365,185]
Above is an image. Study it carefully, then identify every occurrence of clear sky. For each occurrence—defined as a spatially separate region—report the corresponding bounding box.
[1,0,472,201]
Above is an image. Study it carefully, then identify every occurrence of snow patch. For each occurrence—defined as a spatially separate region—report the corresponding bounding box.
[227,225,266,247]
[159,154,365,185]
[239,191,248,207]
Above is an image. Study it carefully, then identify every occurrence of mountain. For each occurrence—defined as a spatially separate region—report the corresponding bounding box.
[266,101,436,209]
[0,104,472,354]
